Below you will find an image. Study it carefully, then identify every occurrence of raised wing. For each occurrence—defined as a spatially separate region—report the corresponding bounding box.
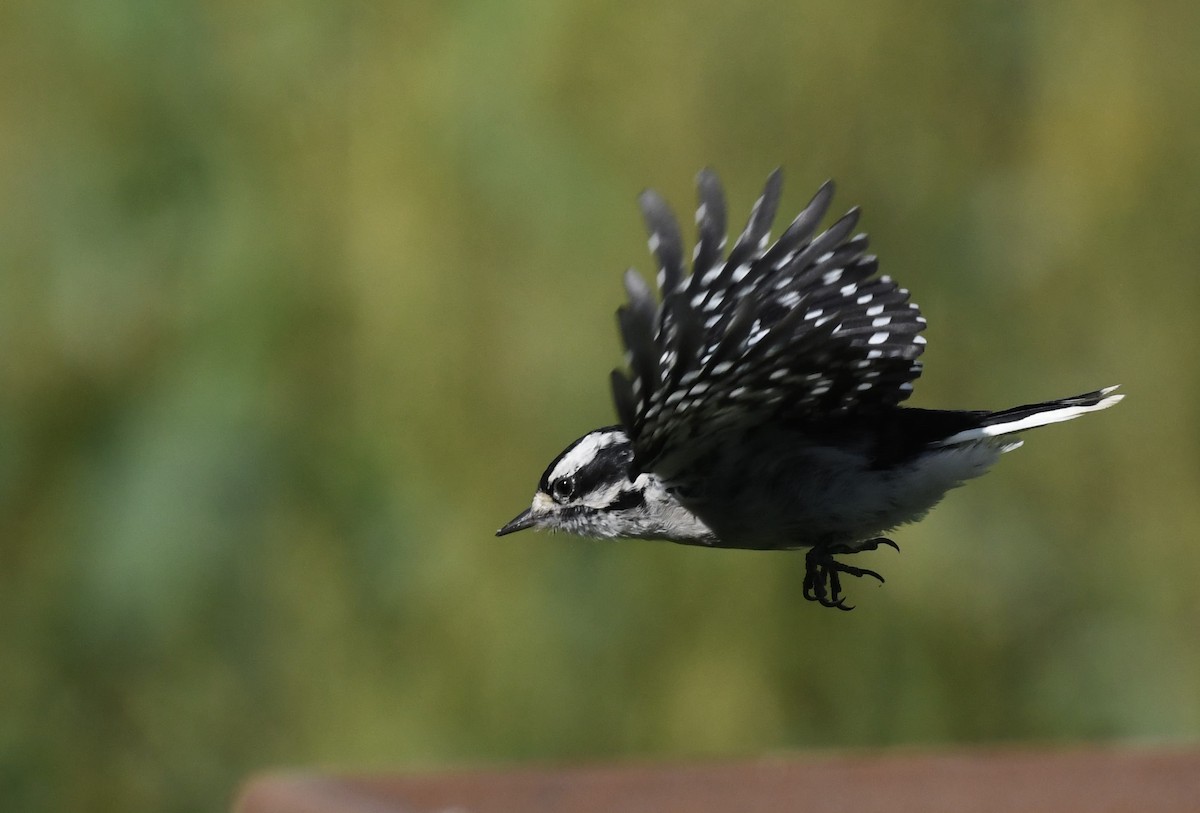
[611,169,926,475]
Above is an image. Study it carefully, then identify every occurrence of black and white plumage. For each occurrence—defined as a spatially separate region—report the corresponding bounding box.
[498,169,1123,609]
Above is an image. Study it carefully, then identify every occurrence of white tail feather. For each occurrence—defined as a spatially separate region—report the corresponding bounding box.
[935,386,1123,448]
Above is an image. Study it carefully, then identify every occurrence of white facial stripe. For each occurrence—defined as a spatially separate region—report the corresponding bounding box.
[581,469,659,509]
[583,480,624,509]
[548,430,623,483]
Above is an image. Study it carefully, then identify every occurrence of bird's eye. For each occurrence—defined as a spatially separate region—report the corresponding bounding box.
[551,476,575,502]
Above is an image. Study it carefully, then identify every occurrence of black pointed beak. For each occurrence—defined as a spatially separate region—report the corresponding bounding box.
[496,507,538,537]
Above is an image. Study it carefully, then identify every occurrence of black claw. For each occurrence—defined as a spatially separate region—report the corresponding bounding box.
[826,594,854,611]
[817,592,848,610]
[848,537,899,554]
[802,540,897,610]
[840,564,884,584]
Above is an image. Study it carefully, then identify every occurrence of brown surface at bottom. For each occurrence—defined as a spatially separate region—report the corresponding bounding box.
[235,745,1200,813]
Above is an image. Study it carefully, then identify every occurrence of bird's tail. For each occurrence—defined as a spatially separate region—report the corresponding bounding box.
[934,386,1123,448]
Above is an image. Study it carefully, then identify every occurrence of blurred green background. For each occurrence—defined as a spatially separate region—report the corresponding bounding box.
[2,1,1198,811]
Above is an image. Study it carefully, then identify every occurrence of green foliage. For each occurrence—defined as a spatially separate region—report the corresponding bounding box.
[1,2,1197,811]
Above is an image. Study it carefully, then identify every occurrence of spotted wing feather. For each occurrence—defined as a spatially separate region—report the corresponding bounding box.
[639,189,686,296]
[612,169,927,475]
[691,169,727,286]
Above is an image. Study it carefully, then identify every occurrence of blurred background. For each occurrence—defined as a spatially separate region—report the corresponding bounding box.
[2,1,1198,811]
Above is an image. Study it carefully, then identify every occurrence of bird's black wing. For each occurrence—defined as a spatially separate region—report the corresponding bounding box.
[611,169,927,476]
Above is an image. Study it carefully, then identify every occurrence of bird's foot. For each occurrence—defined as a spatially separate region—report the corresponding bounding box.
[802,538,899,611]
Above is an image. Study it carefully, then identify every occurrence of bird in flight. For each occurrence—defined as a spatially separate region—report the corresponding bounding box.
[498,169,1122,610]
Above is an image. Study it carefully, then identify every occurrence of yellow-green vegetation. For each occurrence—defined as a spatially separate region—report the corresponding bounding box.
[1,3,1196,812]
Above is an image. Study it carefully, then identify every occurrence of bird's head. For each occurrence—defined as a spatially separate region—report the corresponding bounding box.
[496,427,713,543]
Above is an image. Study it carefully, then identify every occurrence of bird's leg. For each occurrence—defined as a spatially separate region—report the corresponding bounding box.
[803,538,899,611]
